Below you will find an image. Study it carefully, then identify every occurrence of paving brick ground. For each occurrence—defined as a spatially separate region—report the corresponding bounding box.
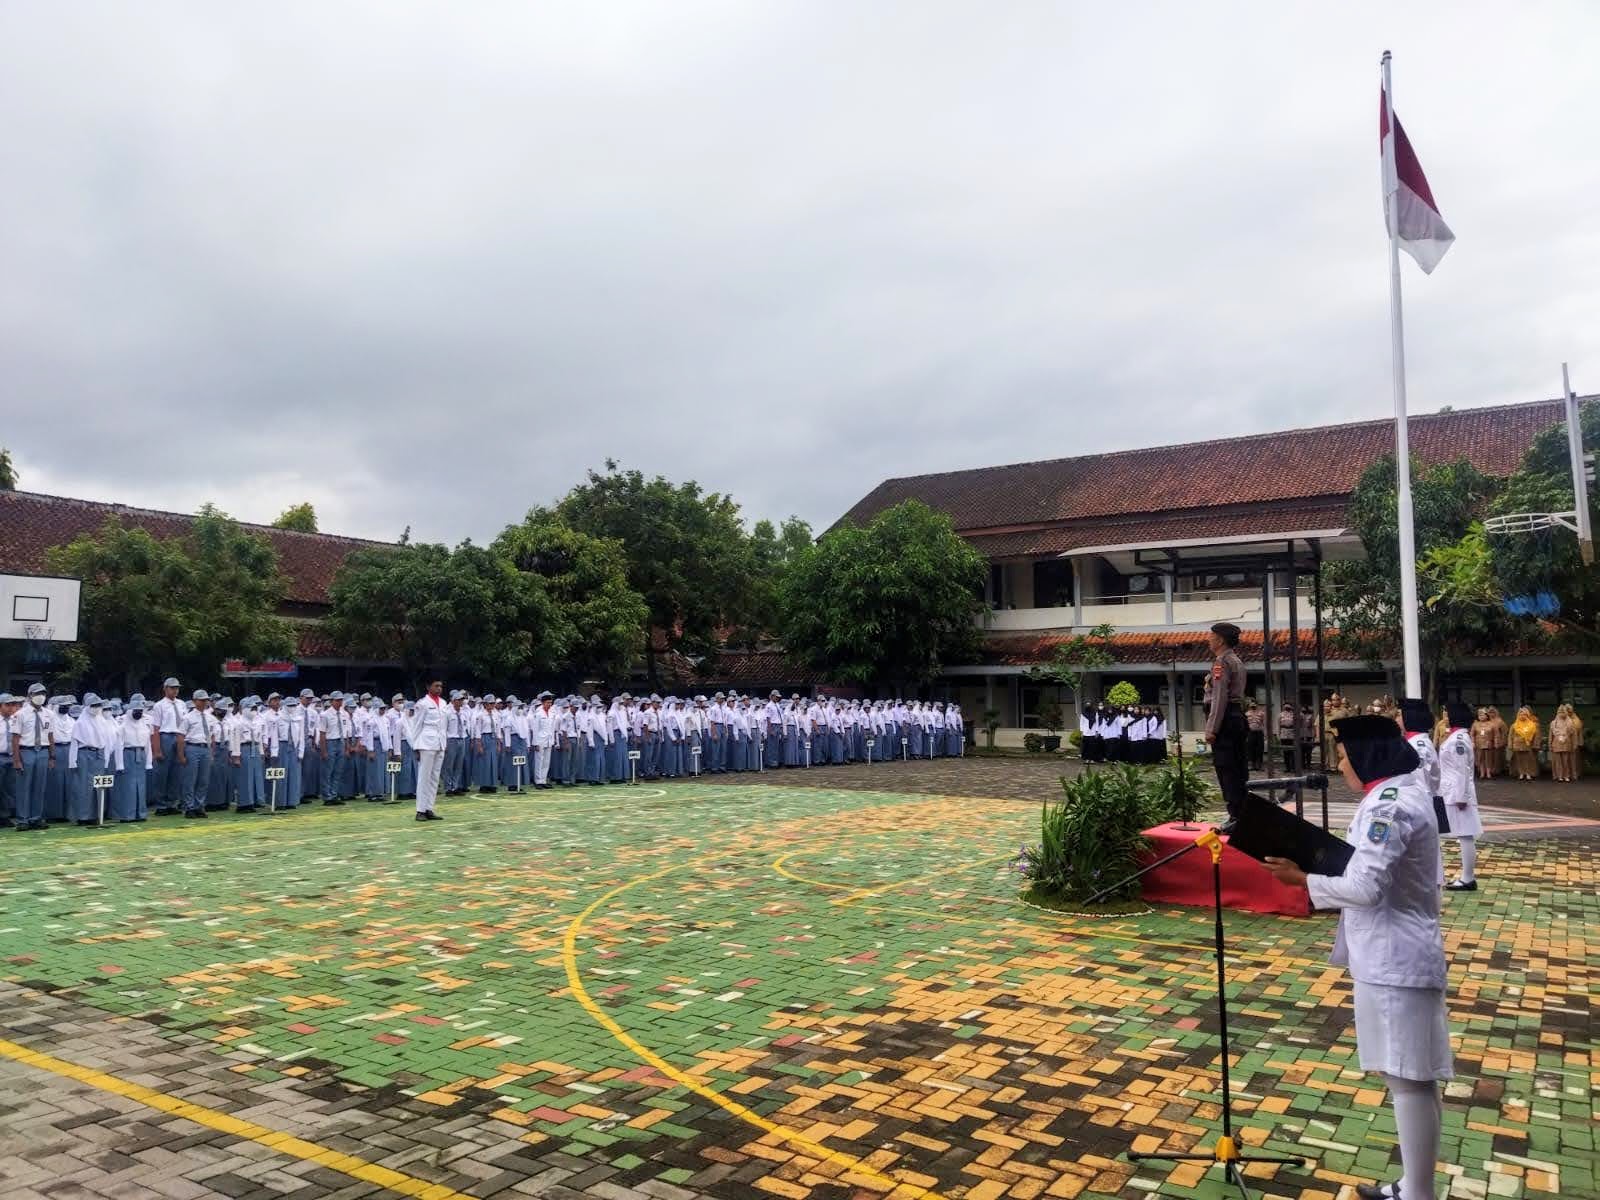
[0,769,1594,1200]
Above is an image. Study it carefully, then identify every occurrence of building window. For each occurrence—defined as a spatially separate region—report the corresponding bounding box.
[1031,558,1074,608]
[1186,570,1263,595]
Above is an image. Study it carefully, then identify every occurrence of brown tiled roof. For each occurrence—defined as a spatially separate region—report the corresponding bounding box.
[983,629,1355,667]
[839,399,1569,534]
[0,491,387,607]
[966,501,1350,559]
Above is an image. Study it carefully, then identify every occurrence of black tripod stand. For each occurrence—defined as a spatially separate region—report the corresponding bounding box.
[1086,827,1310,1198]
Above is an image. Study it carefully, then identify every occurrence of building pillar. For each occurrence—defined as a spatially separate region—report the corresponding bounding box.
[1512,665,1523,710]
[985,674,995,717]
[1166,669,1179,731]
[1008,675,1022,727]
[1163,572,1174,625]
[1072,559,1084,628]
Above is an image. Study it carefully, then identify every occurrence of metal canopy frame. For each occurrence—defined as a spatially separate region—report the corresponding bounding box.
[1128,538,1329,786]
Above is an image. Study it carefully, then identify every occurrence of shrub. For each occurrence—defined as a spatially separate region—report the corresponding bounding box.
[1068,730,1083,748]
[1015,767,1167,904]
[1022,732,1045,753]
[1144,757,1214,825]
[982,708,1002,750]
[1105,680,1141,707]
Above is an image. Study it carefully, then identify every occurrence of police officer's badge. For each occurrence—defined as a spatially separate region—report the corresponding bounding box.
[1380,787,1398,801]
[1367,820,1391,844]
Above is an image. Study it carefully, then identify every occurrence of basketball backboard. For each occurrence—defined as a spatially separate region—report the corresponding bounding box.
[0,573,81,642]
[1561,364,1593,564]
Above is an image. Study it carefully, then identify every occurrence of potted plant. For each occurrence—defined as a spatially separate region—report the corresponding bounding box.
[982,707,1002,751]
[1035,696,1065,752]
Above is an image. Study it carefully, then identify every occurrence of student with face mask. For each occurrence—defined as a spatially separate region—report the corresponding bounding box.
[113,694,153,822]
[11,684,53,830]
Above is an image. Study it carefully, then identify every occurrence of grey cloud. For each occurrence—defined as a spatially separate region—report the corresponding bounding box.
[2,1,1598,544]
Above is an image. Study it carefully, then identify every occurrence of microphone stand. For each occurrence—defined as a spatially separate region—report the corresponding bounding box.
[1084,827,1310,1199]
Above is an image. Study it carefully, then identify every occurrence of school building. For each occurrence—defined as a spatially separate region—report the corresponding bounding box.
[834,396,1598,743]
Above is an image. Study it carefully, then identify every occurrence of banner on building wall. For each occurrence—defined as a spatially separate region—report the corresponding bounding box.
[222,660,299,679]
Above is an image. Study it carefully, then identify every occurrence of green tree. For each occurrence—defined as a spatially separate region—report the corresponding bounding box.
[1026,622,1116,697]
[1323,455,1504,702]
[556,461,760,679]
[324,541,560,687]
[0,447,16,489]
[1105,680,1141,707]
[45,506,295,694]
[738,515,814,644]
[779,500,984,686]
[1423,399,1600,647]
[491,514,649,682]
[271,502,318,532]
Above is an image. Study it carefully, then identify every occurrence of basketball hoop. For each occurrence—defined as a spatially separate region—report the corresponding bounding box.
[1482,511,1578,536]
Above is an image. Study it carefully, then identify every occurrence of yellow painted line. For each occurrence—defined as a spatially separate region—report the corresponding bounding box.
[829,852,1013,907]
[561,863,952,1200]
[0,1035,478,1200]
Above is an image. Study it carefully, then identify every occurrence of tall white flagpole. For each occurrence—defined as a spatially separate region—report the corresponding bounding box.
[1382,50,1424,698]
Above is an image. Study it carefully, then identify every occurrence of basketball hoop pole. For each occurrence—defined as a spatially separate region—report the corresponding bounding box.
[1562,363,1593,565]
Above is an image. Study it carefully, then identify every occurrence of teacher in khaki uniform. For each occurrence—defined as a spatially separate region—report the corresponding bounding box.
[1203,622,1249,832]
[1266,714,1450,1200]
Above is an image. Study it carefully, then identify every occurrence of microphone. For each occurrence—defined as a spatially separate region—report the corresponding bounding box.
[1249,772,1329,791]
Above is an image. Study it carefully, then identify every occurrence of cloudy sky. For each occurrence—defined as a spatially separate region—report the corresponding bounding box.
[3,2,1597,545]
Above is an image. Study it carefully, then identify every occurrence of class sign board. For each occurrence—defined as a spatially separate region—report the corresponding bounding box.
[264,767,288,781]
[92,774,116,789]
[512,755,528,767]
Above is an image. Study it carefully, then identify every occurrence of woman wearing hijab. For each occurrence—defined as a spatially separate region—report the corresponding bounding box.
[1508,707,1541,781]
[1264,715,1449,1200]
[1440,702,1482,891]
[1548,704,1581,782]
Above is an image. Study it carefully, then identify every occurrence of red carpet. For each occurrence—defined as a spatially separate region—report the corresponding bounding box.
[1138,822,1312,917]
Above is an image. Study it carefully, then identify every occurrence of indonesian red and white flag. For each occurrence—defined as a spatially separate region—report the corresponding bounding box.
[1380,87,1454,273]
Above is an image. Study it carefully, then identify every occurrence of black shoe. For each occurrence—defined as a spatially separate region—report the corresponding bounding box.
[1445,879,1478,891]
[425,810,442,820]
[1355,1184,1400,1199]
[30,820,47,830]
[235,806,258,814]
[323,798,345,806]
[1216,819,1239,836]
[77,820,97,827]
[414,812,429,822]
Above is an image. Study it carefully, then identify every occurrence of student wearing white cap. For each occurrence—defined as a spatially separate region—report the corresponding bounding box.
[0,693,17,824]
[68,694,112,825]
[296,688,321,801]
[443,690,469,794]
[318,692,353,805]
[178,690,217,818]
[12,684,53,830]
[271,694,303,810]
[150,677,186,814]
[113,694,152,822]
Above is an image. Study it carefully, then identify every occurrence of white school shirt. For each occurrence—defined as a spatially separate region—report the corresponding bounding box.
[68,710,108,767]
[151,696,187,735]
[408,695,450,750]
[179,708,215,748]
[16,703,53,748]
[121,714,152,765]
[320,707,353,742]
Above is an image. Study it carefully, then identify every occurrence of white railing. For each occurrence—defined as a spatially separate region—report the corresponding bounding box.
[981,586,1317,633]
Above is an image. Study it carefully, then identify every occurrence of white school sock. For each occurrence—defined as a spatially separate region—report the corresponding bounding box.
[1384,1074,1441,1199]
[1458,836,1477,883]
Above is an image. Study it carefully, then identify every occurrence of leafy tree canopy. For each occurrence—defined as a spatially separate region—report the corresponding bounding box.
[556,461,762,675]
[0,447,16,489]
[1423,399,1600,647]
[491,514,649,682]
[271,502,318,532]
[779,500,984,686]
[324,541,561,688]
[45,505,295,694]
[1323,455,1504,700]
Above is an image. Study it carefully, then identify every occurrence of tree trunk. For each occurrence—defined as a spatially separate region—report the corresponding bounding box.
[644,634,658,689]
